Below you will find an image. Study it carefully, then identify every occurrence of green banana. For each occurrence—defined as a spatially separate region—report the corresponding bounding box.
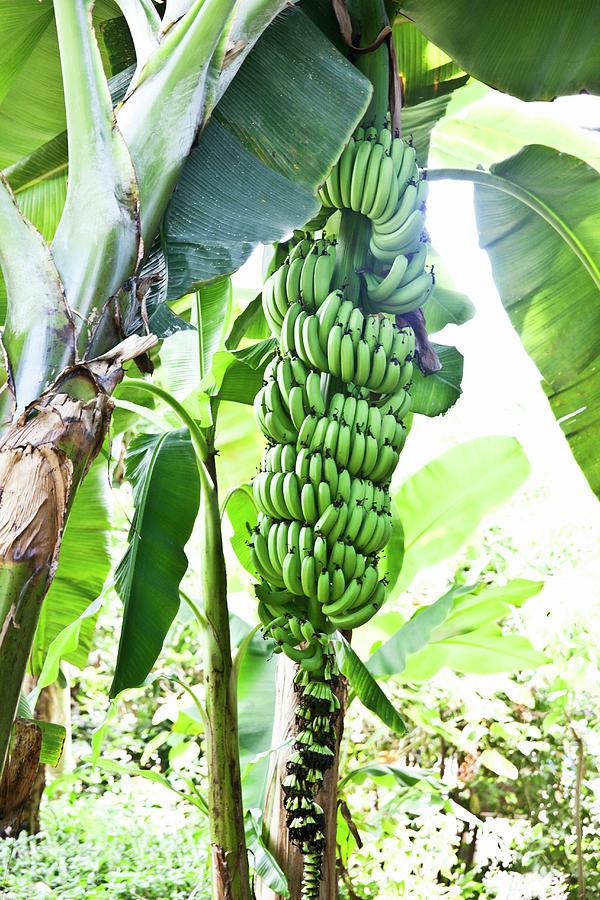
[317,290,344,346]
[349,139,373,212]
[340,333,355,384]
[313,248,335,307]
[368,153,395,220]
[325,160,343,211]
[378,270,434,314]
[326,325,343,377]
[300,245,318,310]
[378,127,392,152]
[366,344,387,391]
[283,551,304,596]
[365,254,409,303]
[396,144,418,195]
[338,139,356,209]
[301,482,319,524]
[302,314,329,371]
[305,371,325,415]
[360,141,384,215]
[374,181,419,234]
[286,255,304,305]
[371,209,425,256]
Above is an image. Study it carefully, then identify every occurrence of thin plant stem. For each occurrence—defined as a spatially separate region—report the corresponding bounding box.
[571,725,587,900]
[125,375,250,897]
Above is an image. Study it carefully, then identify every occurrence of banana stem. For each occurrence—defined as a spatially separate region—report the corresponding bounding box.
[200,454,251,899]
[348,0,392,127]
[124,376,250,897]
[335,209,371,303]
[123,378,210,464]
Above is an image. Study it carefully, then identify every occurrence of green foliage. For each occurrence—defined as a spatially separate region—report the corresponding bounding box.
[14,694,66,768]
[391,17,468,106]
[396,0,600,100]
[236,624,276,808]
[336,636,406,734]
[391,436,530,592]
[410,343,463,416]
[245,809,289,896]
[0,174,73,413]
[32,459,111,674]
[111,430,200,697]
[422,285,475,335]
[225,486,258,578]
[163,6,372,297]
[431,82,600,173]
[0,791,211,899]
[472,145,600,499]
[388,17,468,166]
[0,1,124,168]
[369,580,546,680]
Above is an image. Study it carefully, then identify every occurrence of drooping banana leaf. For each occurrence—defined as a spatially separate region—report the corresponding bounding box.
[469,146,600,498]
[110,429,200,697]
[162,6,371,297]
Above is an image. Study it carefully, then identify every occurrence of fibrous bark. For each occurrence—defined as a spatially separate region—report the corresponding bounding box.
[0,335,155,778]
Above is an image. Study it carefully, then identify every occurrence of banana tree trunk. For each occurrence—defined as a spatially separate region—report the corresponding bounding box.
[8,677,54,835]
[0,336,154,778]
[257,656,348,900]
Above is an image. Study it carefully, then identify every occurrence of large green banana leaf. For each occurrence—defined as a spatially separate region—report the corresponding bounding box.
[162,6,371,297]
[472,146,600,498]
[367,580,545,679]
[392,17,467,106]
[395,0,600,101]
[432,83,600,172]
[391,16,469,167]
[110,429,200,697]
[390,436,530,594]
[0,0,126,167]
[429,92,600,499]
[31,458,112,673]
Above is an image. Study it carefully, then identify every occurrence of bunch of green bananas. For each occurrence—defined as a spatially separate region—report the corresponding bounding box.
[262,236,337,332]
[251,122,431,897]
[318,125,434,315]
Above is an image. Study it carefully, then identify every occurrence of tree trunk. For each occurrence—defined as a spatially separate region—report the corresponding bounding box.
[12,678,74,836]
[257,656,348,900]
[11,679,53,836]
[0,335,155,779]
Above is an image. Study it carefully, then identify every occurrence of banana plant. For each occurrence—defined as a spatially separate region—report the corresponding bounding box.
[1,0,599,897]
[0,1,370,893]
